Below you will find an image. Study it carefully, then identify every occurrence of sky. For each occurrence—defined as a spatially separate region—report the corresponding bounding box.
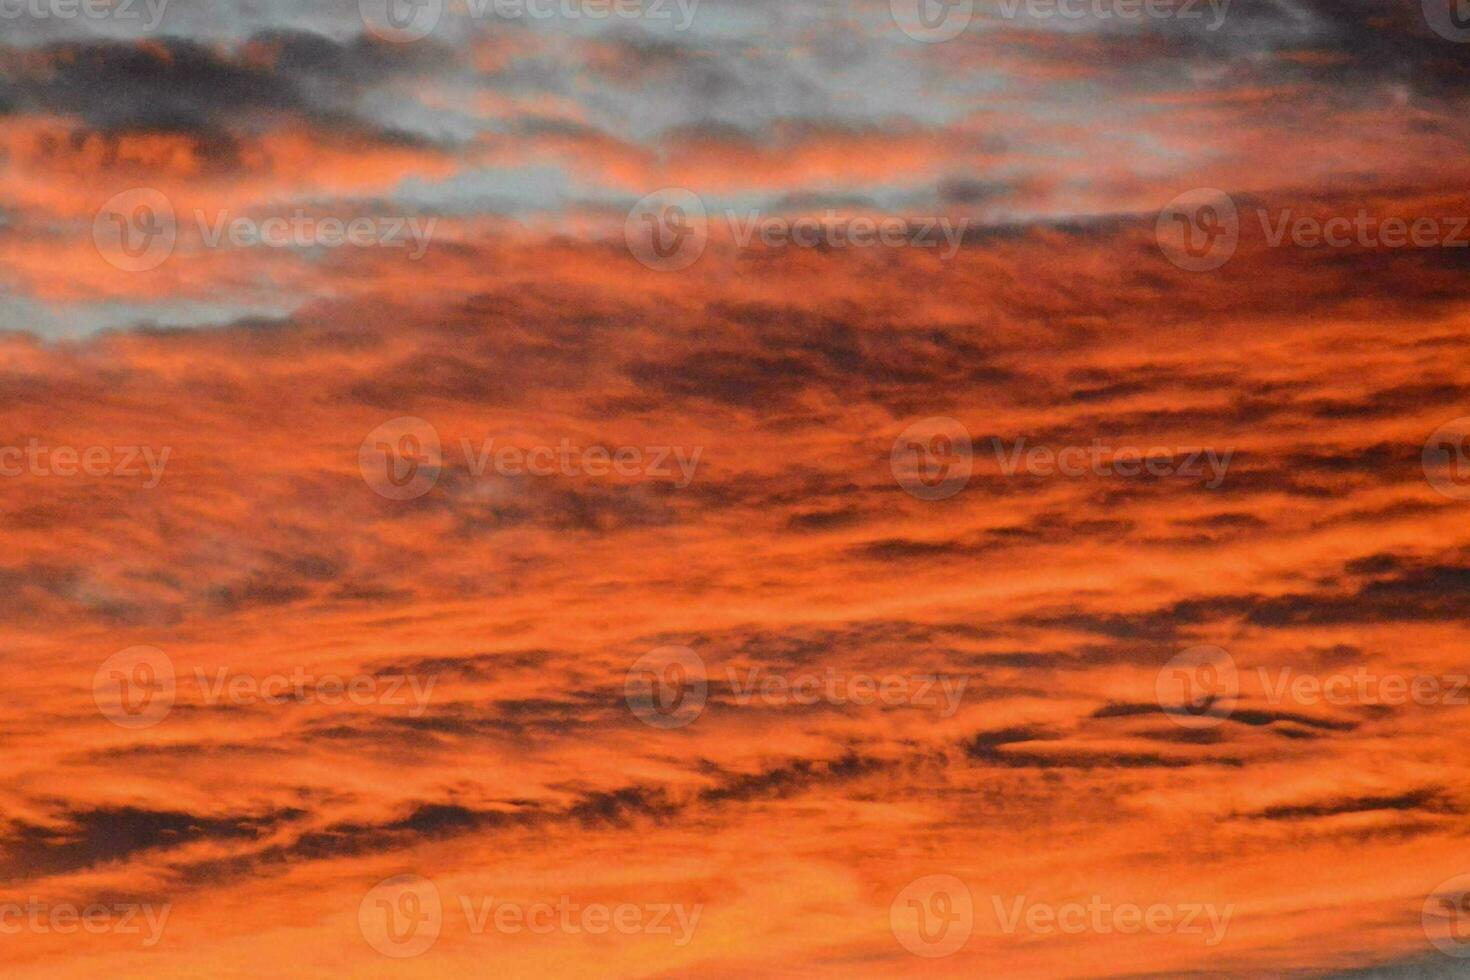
[3,0,1470,976]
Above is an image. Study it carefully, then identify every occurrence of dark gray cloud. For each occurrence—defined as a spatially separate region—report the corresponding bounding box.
[0,806,305,882]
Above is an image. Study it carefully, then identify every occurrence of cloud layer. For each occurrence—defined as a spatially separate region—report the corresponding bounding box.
[2,0,1470,976]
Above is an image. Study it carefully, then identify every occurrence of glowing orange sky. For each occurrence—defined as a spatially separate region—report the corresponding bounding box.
[3,1,1470,977]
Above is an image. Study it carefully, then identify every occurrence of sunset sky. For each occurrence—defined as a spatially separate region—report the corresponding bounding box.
[4,0,1470,976]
